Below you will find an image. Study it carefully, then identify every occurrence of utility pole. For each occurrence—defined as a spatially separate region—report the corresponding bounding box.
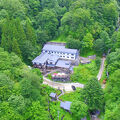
[57,110,59,120]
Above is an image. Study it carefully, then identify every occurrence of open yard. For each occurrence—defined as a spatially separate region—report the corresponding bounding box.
[50,34,67,43]
[70,60,99,84]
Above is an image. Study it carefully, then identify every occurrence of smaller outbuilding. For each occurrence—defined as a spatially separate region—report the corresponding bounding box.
[81,59,91,64]
[49,93,57,101]
[81,117,87,120]
[60,101,72,112]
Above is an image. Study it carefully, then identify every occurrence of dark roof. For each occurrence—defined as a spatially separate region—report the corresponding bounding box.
[50,93,57,98]
[60,101,72,111]
[43,44,78,54]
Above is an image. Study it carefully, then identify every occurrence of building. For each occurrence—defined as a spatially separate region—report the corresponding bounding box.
[60,101,72,112]
[42,44,79,60]
[32,43,79,71]
[49,93,57,101]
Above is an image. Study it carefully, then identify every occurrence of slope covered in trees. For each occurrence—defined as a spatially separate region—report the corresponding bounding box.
[0,0,120,119]
[0,0,119,64]
[0,47,51,119]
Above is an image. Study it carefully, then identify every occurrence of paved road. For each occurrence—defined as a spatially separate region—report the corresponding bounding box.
[97,57,106,81]
[43,76,84,92]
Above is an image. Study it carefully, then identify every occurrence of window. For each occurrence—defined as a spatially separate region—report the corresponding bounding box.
[63,56,65,58]
[71,57,74,59]
[65,63,69,65]
[67,56,69,58]
[71,54,74,56]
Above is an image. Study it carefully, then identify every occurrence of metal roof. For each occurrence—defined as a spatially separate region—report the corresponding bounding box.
[32,53,59,65]
[56,60,71,69]
[47,54,59,64]
[43,44,78,54]
[60,101,72,111]
[32,53,49,64]
[50,93,57,98]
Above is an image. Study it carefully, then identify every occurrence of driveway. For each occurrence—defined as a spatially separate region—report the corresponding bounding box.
[43,76,84,92]
[97,57,106,81]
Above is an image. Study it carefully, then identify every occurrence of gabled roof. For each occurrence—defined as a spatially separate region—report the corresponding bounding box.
[50,93,57,98]
[60,101,72,111]
[32,53,49,64]
[43,44,78,54]
[32,53,59,65]
[47,54,59,64]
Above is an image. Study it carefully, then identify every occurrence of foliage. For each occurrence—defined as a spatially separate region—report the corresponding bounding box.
[71,101,88,119]
[0,48,48,120]
[94,31,112,54]
[104,69,120,120]
[106,49,120,74]
[71,60,98,84]
[81,77,104,112]
[25,101,49,120]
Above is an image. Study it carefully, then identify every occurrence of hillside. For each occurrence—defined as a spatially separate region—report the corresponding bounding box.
[0,0,120,120]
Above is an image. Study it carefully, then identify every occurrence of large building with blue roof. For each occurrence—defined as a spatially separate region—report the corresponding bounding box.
[32,43,79,71]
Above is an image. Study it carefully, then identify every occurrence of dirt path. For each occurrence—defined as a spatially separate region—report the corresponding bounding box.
[43,76,84,92]
[97,57,106,81]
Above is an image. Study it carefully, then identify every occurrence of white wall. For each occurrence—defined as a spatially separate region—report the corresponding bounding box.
[42,50,76,60]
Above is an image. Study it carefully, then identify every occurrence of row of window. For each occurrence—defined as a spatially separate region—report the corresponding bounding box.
[59,55,74,59]
[44,50,75,56]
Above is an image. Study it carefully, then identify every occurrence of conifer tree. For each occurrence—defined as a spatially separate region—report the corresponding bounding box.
[12,37,22,58]
[25,21,36,46]
[1,19,12,52]
[15,18,27,47]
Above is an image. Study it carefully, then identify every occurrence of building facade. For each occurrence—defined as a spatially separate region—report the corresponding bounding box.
[42,44,79,60]
[32,44,79,71]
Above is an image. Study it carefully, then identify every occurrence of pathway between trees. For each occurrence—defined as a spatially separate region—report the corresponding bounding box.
[97,57,106,81]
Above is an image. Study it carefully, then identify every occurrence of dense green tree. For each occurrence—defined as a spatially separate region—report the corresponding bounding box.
[66,36,81,49]
[94,31,111,54]
[71,101,88,119]
[106,49,120,74]
[0,0,26,19]
[36,29,49,45]
[25,21,37,46]
[105,69,120,120]
[0,73,14,88]
[36,9,58,39]
[0,73,14,101]
[0,102,24,120]
[8,95,25,113]
[82,33,94,50]
[12,37,22,58]
[25,101,49,120]
[81,77,104,111]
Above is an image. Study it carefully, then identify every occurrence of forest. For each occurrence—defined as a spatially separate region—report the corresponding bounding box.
[0,0,120,120]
